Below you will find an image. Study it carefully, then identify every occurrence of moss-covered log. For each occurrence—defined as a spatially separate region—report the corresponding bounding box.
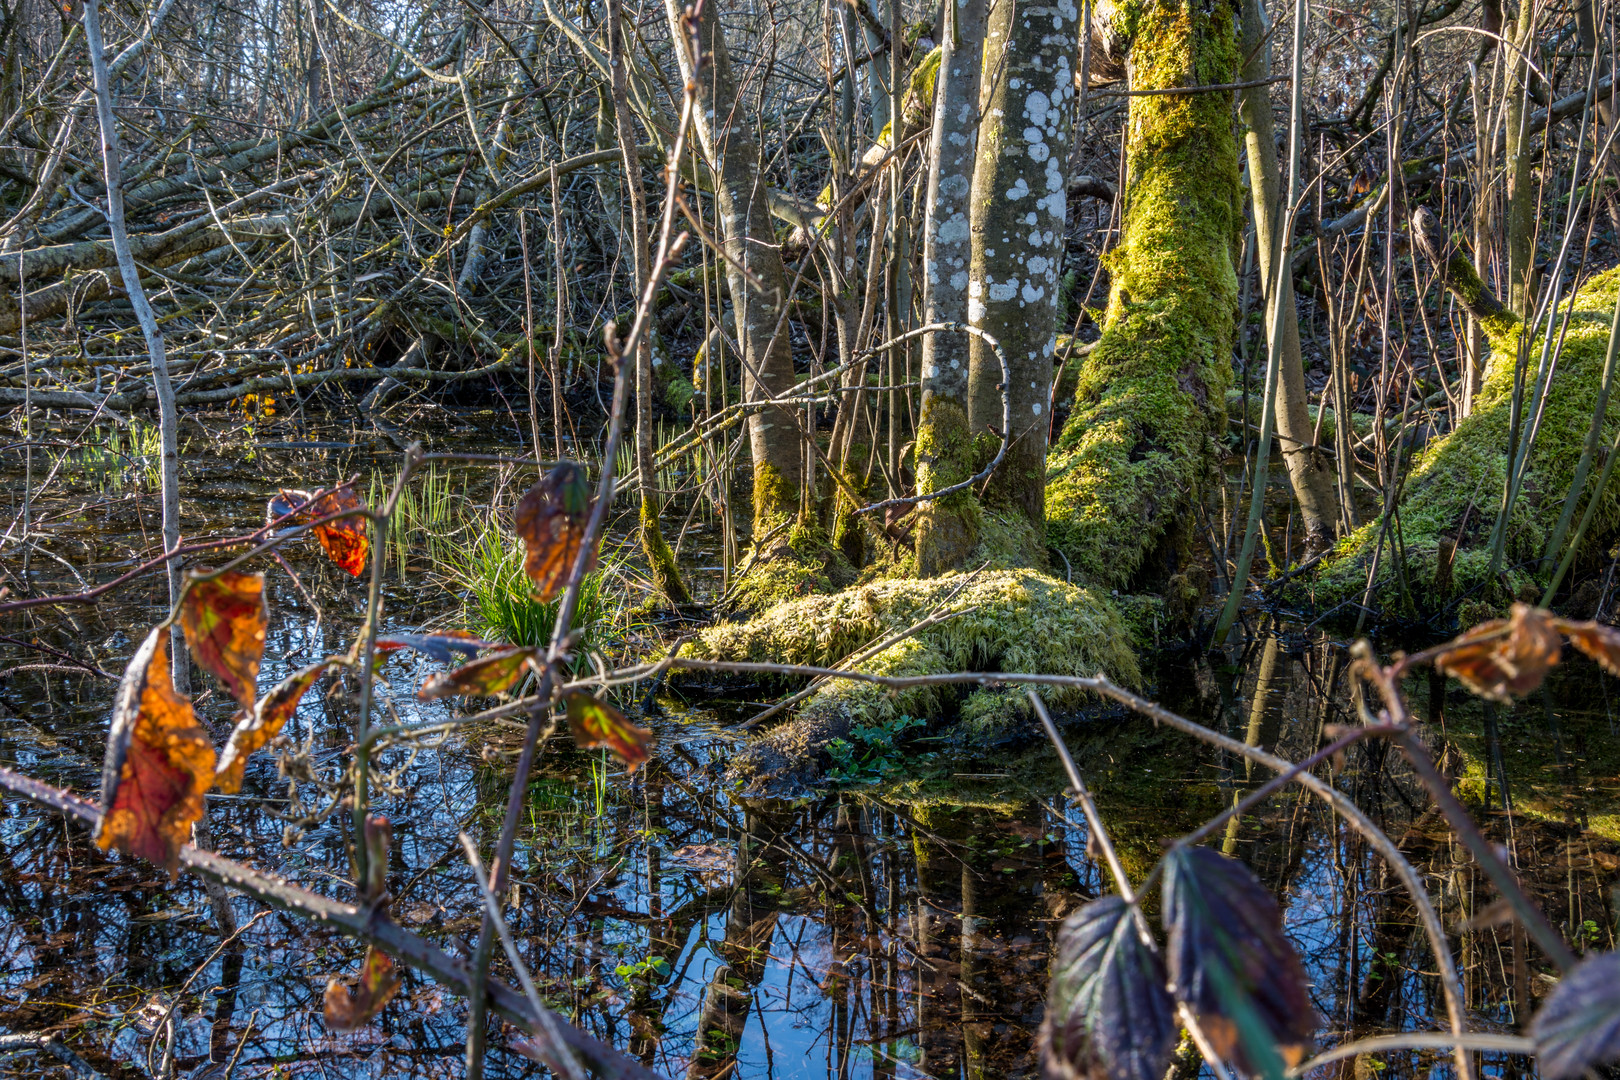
[689,570,1140,791]
[1312,266,1620,614]
[1045,0,1242,590]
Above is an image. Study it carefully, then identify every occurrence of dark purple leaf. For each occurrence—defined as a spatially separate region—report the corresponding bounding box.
[1162,846,1313,1072]
[1040,895,1176,1080]
[1532,952,1620,1078]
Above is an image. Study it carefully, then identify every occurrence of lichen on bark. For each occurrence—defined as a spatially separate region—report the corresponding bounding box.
[964,0,1081,536]
[1046,0,1242,590]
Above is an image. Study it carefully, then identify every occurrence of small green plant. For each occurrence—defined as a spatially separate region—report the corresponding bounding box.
[69,420,162,491]
[825,714,927,784]
[590,747,608,817]
[442,520,626,655]
[613,955,670,984]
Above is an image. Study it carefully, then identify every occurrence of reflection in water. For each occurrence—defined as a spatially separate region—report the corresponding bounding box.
[1,416,1619,1078]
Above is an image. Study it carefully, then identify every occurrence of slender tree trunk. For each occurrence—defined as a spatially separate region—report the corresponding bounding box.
[83,0,184,685]
[609,0,690,605]
[1503,0,1538,319]
[1239,0,1339,551]
[963,0,1080,546]
[1047,0,1244,591]
[914,0,987,574]
[665,0,803,535]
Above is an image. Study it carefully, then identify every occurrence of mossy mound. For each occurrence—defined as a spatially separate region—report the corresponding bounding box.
[690,569,1140,793]
[724,521,857,614]
[1310,267,1620,615]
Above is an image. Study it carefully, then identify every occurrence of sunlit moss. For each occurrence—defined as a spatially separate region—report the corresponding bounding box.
[690,570,1140,787]
[1045,0,1242,591]
[1312,267,1620,613]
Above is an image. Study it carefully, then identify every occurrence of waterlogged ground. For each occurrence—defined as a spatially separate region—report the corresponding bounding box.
[1,409,1618,1079]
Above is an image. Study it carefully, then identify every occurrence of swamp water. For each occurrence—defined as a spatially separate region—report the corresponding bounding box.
[0,409,1617,1079]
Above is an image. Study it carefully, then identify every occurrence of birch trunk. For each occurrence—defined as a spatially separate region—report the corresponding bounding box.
[963,0,1080,545]
[914,0,987,575]
[83,0,184,683]
[608,0,690,605]
[1503,0,1538,319]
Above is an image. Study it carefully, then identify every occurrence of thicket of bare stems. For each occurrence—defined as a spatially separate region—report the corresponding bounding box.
[5,0,1620,1074]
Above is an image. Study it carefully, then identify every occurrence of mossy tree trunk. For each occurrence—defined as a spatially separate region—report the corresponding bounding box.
[608,0,690,605]
[1238,0,1339,552]
[1046,0,1242,590]
[665,0,803,535]
[963,0,1080,538]
[914,0,987,575]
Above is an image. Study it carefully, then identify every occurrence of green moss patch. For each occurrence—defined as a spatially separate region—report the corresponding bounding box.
[1311,267,1620,615]
[690,569,1140,790]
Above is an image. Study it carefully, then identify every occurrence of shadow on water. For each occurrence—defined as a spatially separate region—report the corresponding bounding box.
[1,410,1618,1078]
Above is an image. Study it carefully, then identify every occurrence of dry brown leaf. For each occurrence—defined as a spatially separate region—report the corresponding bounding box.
[96,629,217,877]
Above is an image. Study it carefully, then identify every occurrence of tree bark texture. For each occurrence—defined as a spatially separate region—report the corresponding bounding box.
[665,0,803,534]
[1238,0,1340,551]
[1046,0,1243,591]
[609,0,690,605]
[964,0,1081,543]
[1503,0,1538,320]
[914,0,988,575]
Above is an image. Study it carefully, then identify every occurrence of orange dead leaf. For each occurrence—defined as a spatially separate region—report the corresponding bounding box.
[323,946,400,1031]
[306,488,370,576]
[1557,618,1620,677]
[1435,603,1562,701]
[179,570,267,708]
[215,660,329,794]
[566,692,651,773]
[96,629,217,877]
[514,462,596,601]
[417,648,535,700]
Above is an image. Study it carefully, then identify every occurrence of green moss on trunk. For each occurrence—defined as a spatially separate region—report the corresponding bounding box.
[913,399,981,575]
[1045,0,1241,591]
[639,499,692,606]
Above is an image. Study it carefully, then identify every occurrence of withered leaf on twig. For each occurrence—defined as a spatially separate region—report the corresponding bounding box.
[97,629,217,877]
[514,462,596,601]
[322,946,400,1031]
[214,660,329,794]
[269,487,370,576]
[566,692,652,774]
[417,647,535,700]
[1435,603,1561,701]
[1557,618,1620,678]
[306,488,370,577]
[1162,845,1314,1073]
[178,570,267,708]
